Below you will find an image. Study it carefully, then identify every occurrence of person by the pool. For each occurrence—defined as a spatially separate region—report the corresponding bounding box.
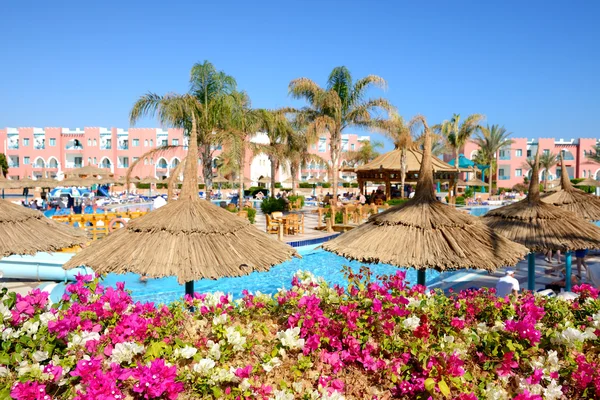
[496,269,519,297]
[576,249,589,279]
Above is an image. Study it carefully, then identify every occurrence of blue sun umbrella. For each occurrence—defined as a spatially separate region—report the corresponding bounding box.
[49,187,90,198]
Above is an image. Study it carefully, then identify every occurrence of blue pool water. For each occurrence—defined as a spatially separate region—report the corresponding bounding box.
[101,246,439,304]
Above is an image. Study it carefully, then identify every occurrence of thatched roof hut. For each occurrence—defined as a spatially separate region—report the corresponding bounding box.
[0,199,87,257]
[541,154,600,221]
[64,118,298,288]
[140,176,160,184]
[213,175,229,184]
[575,177,600,188]
[482,151,600,252]
[322,116,529,279]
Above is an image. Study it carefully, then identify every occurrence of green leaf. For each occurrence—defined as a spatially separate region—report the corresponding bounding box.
[438,379,451,398]
[0,352,9,365]
[424,378,436,393]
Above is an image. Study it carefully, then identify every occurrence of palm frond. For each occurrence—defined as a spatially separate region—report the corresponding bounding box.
[288,78,323,105]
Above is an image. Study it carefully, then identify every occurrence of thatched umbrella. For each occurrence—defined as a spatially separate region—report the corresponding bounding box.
[141,176,160,184]
[258,176,271,184]
[68,165,113,178]
[541,153,600,221]
[457,177,487,187]
[59,177,91,187]
[482,151,600,291]
[64,118,298,297]
[575,177,600,188]
[322,116,529,286]
[212,175,229,184]
[0,199,87,257]
[34,177,61,189]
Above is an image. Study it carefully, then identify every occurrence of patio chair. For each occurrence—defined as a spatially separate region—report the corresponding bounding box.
[265,214,280,234]
[286,214,300,235]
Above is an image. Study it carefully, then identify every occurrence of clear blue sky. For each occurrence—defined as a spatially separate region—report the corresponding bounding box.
[1,0,598,150]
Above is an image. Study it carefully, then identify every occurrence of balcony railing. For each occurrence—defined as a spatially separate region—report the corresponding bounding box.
[499,175,510,180]
[499,155,511,160]
[35,145,45,150]
[8,144,19,149]
[65,163,83,169]
[563,154,575,160]
[157,164,168,169]
[8,163,19,168]
[118,144,129,150]
[101,145,112,150]
[100,164,111,170]
[65,145,84,150]
[117,164,129,169]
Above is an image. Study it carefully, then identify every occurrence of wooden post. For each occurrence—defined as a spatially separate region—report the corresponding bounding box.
[317,208,323,229]
[342,206,348,225]
[326,217,333,233]
[278,223,284,241]
[330,205,337,227]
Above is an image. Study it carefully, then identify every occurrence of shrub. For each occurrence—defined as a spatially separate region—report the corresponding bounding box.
[260,197,286,214]
[341,182,358,188]
[298,182,314,189]
[4,273,600,399]
[464,187,475,198]
[324,210,343,224]
[288,195,305,208]
[321,182,331,188]
[274,182,282,189]
[386,198,409,207]
[226,206,256,224]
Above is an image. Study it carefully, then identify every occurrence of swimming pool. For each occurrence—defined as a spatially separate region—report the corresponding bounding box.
[100,245,440,304]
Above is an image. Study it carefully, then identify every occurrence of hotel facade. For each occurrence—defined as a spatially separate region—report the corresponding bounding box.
[0,127,368,183]
[460,137,600,188]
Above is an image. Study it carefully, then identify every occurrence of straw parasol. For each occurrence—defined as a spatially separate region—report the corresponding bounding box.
[34,177,61,188]
[68,165,113,178]
[0,177,22,190]
[140,176,160,184]
[0,199,87,257]
[575,177,600,188]
[258,176,271,184]
[15,177,39,189]
[322,116,529,285]
[540,154,600,221]
[307,177,320,184]
[457,177,487,187]
[64,119,298,296]
[212,175,229,184]
[482,150,600,290]
[58,177,91,187]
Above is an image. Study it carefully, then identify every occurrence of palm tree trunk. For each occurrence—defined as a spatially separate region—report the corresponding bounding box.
[290,163,298,196]
[238,147,245,204]
[202,144,213,199]
[453,152,460,204]
[331,148,340,199]
[269,155,276,198]
[181,114,199,199]
[487,158,493,195]
[400,147,406,198]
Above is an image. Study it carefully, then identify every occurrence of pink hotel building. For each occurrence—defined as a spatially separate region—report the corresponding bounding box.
[461,137,600,188]
[0,127,368,183]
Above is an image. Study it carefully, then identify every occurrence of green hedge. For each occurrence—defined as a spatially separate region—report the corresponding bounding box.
[325,210,344,224]
[299,182,315,189]
[288,195,305,207]
[444,195,466,205]
[342,182,359,188]
[260,197,286,214]
[226,206,257,224]
[136,183,206,190]
[385,198,409,207]
[321,182,331,188]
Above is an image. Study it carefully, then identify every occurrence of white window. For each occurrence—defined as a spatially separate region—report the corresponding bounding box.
[93,157,97,164]
[150,139,154,147]
[172,139,179,146]
[515,149,522,157]
[515,169,522,177]
[351,144,355,151]
[23,156,30,165]
[93,139,97,146]
[133,157,139,163]
[144,139,148,147]
[543,149,550,156]
[87,139,91,146]
[23,138,30,146]
[144,158,148,165]
[88,157,92,165]
[49,138,56,146]
[132,139,139,147]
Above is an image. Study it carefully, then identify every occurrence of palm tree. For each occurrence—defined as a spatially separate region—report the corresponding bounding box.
[190,61,237,190]
[252,109,291,197]
[129,93,200,200]
[283,123,324,195]
[587,144,600,163]
[435,114,485,202]
[345,140,383,166]
[377,113,412,197]
[472,124,514,194]
[289,66,394,198]
[225,90,262,201]
[524,152,558,190]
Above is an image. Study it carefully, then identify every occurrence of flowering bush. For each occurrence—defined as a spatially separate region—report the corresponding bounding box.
[2,270,600,399]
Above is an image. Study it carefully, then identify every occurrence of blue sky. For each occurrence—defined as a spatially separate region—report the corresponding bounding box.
[1,0,598,150]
